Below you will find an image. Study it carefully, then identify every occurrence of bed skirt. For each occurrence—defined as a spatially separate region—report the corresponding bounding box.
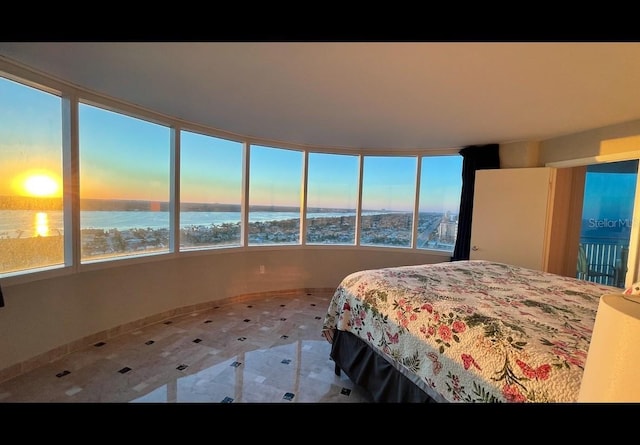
[330,329,438,403]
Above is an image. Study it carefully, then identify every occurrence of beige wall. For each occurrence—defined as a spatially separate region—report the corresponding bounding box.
[0,246,445,377]
[500,120,640,168]
[539,120,640,165]
[499,141,540,168]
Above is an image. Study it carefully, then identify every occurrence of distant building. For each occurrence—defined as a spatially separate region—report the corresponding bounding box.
[438,213,458,244]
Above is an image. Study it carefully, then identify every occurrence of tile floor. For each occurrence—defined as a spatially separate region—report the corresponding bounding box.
[0,290,372,403]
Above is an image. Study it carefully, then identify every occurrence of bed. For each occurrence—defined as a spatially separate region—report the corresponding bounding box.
[321,260,621,403]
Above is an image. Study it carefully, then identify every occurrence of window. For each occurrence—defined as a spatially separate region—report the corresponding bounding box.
[248,145,303,245]
[577,160,638,288]
[360,156,416,247]
[0,76,64,275]
[0,66,468,281]
[417,155,462,252]
[306,152,359,245]
[180,131,243,249]
[79,103,171,262]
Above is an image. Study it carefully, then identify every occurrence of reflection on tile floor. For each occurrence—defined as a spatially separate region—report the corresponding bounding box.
[0,290,372,403]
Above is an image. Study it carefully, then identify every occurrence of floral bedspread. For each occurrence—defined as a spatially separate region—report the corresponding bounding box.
[322,260,620,403]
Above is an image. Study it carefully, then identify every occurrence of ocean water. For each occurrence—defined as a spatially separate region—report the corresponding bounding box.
[0,210,378,238]
[580,218,632,246]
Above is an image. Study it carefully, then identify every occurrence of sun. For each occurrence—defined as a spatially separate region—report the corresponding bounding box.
[22,173,60,197]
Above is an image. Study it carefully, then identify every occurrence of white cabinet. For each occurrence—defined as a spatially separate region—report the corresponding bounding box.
[469,167,573,275]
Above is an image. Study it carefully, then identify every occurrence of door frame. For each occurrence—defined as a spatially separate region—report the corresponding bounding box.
[547,151,640,288]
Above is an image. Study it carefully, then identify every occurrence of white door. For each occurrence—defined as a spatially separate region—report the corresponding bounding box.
[469,167,553,271]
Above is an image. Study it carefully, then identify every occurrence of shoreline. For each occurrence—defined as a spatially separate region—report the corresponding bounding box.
[0,213,456,273]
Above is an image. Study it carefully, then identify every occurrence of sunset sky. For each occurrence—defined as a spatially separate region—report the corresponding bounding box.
[0,76,63,198]
[0,74,464,213]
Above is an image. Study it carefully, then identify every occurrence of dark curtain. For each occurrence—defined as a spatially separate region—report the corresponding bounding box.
[451,144,500,261]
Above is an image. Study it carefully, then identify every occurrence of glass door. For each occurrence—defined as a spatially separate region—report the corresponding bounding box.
[577,159,638,288]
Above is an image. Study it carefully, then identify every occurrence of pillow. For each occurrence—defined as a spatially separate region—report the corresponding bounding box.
[624,282,640,295]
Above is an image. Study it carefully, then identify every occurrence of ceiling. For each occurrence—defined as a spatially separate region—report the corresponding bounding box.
[2,41,640,153]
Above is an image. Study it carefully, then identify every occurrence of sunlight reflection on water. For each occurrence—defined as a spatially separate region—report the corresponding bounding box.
[35,212,49,237]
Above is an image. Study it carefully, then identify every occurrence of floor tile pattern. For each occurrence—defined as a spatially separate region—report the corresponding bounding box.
[0,290,372,403]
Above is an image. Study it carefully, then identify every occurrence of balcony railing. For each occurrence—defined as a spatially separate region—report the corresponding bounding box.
[577,241,628,288]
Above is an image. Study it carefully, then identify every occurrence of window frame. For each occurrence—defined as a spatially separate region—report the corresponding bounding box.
[0,65,461,286]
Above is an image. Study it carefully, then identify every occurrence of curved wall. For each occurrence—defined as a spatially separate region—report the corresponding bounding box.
[0,246,446,380]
